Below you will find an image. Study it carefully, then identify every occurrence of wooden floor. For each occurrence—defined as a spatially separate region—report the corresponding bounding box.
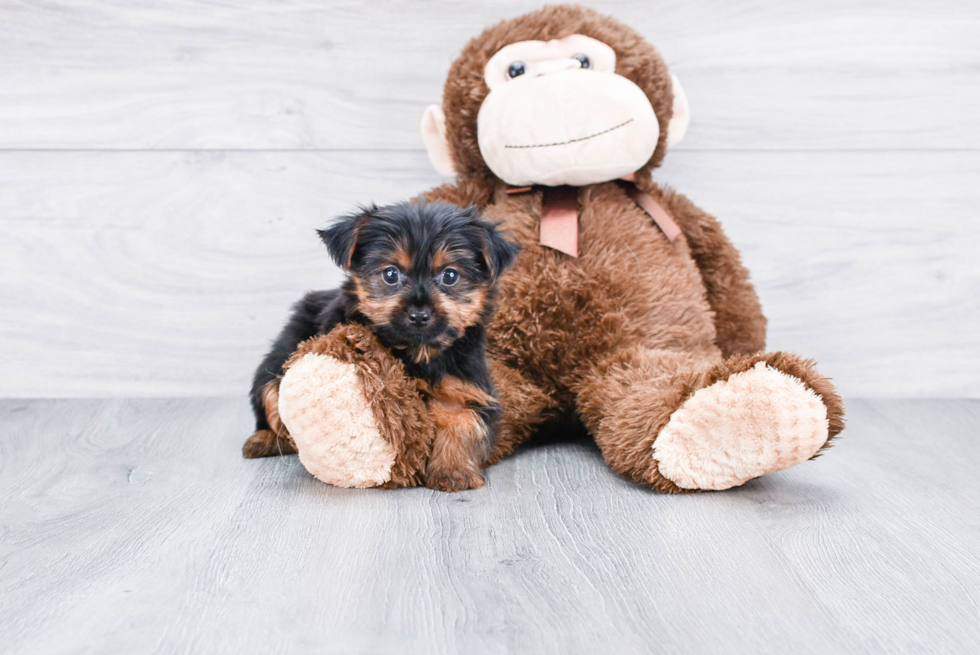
[1,398,977,654]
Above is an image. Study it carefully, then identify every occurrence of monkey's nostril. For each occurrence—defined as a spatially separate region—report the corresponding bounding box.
[408,308,432,326]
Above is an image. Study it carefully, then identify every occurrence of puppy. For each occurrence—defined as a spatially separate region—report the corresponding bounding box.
[244,200,519,492]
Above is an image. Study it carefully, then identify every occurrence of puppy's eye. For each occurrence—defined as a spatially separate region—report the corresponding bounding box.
[381,266,400,285]
[572,54,590,69]
[508,61,526,79]
[440,267,459,287]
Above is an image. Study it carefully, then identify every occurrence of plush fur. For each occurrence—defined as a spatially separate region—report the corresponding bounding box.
[427,179,843,492]
[254,4,845,493]
[245,200,519,490]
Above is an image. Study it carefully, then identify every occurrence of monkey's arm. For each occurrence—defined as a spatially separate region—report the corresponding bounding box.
[655,185,768,357]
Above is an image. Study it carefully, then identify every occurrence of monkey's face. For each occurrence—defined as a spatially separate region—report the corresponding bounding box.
[477,35,659,187]
[421,9,691,188]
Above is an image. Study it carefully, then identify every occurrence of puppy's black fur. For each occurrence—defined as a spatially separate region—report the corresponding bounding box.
[247,201,519,487]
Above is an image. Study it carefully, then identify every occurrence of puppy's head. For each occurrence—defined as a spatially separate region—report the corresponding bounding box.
[319,200,519,359]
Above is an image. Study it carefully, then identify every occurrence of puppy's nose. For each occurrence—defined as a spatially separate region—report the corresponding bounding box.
[407,307,432,327]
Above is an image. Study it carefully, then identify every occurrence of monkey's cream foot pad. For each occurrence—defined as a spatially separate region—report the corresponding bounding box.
[277,352,395,488]
[653,362,830,491]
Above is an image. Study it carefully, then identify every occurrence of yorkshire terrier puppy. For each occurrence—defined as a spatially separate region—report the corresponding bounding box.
[245,200,519,492]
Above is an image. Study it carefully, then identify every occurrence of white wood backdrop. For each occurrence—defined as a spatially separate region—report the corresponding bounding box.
[0,0,977,398]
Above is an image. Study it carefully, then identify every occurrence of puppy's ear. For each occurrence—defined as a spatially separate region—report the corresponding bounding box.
[480,220,520,280]
[318,207,372,270]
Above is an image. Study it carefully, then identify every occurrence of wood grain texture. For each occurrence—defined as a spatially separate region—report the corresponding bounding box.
[1,0,977,397]
[1,150,977,398]
[0,397,978,654]
[0,0,976,151]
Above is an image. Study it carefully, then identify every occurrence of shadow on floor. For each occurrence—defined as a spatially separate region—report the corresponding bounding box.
[514,417,600,453]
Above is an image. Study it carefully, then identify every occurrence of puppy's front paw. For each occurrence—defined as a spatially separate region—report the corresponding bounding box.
[425,466,485,493]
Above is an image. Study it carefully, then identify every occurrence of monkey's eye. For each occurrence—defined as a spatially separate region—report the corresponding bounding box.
[573,53,590,69]
[440,267,459,287]
[381,266,401,286]
[507,62,526,79]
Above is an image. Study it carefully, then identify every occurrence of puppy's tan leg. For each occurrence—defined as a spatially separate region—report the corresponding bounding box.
[242,380,297,458]
[425,377,499,493]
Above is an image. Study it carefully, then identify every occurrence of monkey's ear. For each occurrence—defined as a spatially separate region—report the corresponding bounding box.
[480,223,521,280]
[666,74,691,148]
[318,210,370,270]
[422,105,457,177]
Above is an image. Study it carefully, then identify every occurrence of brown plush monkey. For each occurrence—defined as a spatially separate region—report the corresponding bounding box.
[267,4,845,492]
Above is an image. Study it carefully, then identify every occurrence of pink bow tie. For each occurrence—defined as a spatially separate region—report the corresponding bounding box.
[534,180,681,258]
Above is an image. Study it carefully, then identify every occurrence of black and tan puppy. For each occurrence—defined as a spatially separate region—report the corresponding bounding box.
[245,200,519,491]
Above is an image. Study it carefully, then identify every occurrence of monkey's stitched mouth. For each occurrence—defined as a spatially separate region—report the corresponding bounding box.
[503,118,634,149]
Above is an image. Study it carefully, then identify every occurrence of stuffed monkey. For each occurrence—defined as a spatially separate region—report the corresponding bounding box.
[246,4,844,492]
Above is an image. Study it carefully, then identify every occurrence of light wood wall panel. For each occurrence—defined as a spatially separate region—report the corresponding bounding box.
[0,0,976,151]
[1,150,976,398]
[0,0,976,397]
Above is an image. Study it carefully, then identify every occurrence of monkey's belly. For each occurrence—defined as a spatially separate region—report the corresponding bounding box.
[488,222,718,389]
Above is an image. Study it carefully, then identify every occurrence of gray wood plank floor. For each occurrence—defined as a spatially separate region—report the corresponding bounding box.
[1,398,977,654]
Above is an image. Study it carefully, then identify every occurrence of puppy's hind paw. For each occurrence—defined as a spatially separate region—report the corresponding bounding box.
[425,467,485,493]
[242,429,296,459]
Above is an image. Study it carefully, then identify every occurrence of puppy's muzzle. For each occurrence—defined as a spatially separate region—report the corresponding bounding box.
[407,306,432,327]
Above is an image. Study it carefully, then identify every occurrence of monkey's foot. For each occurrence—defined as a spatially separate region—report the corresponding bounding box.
[279,352,396,488]
[277,325,434,488]
[652,361,832,491]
